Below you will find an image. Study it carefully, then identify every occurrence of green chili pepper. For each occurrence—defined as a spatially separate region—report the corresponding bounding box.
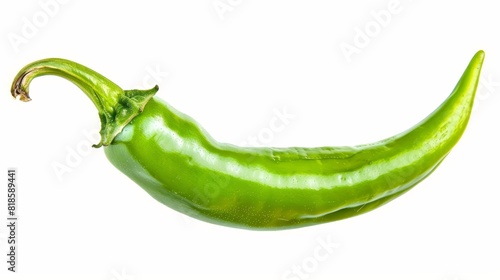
[11,51,484,230]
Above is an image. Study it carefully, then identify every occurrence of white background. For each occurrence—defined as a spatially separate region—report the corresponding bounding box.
[1,0,499,279]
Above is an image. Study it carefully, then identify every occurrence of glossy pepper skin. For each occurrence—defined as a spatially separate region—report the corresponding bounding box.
[11,51,484,230]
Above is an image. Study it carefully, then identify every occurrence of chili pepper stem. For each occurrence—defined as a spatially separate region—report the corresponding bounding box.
[10,58,158,147]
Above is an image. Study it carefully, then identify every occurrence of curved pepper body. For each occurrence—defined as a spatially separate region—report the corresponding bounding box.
[11,51,484,230]
[104,51,482,229]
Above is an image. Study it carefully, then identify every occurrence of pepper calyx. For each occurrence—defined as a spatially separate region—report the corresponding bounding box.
[96,86,158,147]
